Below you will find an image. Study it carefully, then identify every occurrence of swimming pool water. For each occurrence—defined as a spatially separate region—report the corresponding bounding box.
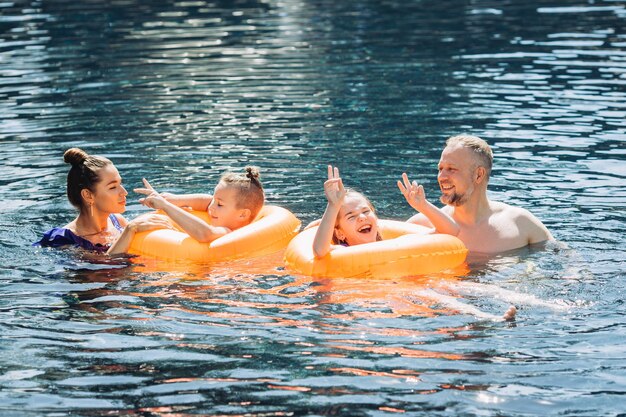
[1,0,624,415]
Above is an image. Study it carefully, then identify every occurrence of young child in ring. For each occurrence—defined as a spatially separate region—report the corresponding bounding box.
[135,166,264,243]
[312,165,460,258]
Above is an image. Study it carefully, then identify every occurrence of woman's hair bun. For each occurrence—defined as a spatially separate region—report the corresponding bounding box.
[63,148,89,166]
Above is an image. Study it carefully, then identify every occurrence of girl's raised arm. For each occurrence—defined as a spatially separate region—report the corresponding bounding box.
[137,179,229,243]
[313,165,346,258]
[134,178,212,211]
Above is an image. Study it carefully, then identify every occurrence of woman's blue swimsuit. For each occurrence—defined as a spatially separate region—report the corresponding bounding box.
[34,215,123,252]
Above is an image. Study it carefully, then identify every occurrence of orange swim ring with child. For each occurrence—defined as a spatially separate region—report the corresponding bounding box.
[128,206,301,263]
[285,165,467,279]
[284,220,467,279]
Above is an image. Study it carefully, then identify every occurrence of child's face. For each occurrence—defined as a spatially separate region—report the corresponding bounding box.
[208,183,248,230]
[334,194,379,246]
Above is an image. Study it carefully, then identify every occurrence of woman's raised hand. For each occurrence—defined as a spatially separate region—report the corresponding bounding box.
[397,172,426,211]
[324,165,346,207]
[127,213,175,233]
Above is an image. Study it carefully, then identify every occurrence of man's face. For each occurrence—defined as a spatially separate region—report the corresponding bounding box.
[437,145,479,206]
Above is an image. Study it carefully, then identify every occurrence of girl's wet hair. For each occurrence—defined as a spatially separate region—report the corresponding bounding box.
[332,189,382,245]
[219,166,265,220]
[64,148,112,210]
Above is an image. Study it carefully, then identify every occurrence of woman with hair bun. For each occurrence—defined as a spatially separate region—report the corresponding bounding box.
[34,148,172,254]
[134,166,265,243]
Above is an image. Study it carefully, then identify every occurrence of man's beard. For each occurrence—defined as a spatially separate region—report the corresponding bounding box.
[440,190,469,206]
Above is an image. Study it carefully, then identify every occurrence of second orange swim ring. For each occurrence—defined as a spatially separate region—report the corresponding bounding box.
[284,220,468,278]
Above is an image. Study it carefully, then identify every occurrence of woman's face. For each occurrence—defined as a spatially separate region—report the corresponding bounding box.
[90,164,128,214]
[335,193,379,246]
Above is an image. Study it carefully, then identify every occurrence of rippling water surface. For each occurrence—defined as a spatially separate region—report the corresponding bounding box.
[1,0,625,415]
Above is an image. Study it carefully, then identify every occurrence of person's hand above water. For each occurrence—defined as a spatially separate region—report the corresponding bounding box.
[135,179,197,209]
[126,212,175,233]
[398,172,427,212]
[135,178,169,210]
[324,165,346,208]
[107,211,175,255]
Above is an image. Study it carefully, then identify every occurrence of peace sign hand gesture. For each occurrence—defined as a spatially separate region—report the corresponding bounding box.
[135,178,168,210]
[397,172,427,211]
[323,165,346,208]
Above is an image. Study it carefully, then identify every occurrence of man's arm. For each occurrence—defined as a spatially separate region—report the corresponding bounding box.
[518,208,554,245]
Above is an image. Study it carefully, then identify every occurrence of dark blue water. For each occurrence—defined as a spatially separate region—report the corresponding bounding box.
[1,0,625,415]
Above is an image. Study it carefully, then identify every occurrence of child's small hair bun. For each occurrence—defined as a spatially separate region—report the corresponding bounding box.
[245,166,261,183]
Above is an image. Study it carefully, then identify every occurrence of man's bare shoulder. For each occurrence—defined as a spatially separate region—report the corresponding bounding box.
[490,200,553,242]
[490,201,531,218]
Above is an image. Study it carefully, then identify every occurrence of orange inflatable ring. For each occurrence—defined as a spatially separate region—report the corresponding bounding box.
[284,220,468,278]
[128,205,301,263]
